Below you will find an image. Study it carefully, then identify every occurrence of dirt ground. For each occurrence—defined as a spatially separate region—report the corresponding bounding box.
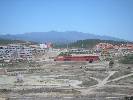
[0,52,133,100]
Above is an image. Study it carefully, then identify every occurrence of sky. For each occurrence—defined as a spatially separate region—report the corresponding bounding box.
[0,0,133,41]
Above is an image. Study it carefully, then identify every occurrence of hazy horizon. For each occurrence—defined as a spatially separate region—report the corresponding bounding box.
[0,0,133,41]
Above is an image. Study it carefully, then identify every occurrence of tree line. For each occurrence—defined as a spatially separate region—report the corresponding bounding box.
[54,39,132,48]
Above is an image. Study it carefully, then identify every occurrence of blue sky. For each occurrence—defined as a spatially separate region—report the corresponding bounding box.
[0,0,133,40]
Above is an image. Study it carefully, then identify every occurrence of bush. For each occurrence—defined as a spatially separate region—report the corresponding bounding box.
[124,96,133,100]
[109,60,114,67]
[58,52,71,56]
[119,54,133,64]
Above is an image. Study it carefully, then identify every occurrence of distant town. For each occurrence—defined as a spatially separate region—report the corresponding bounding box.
[0,41,132,63]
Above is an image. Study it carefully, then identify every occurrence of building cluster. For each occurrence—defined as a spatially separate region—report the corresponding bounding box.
[0,44,33,62]
[0,42,54,62]
[39,42,53,49]
[95,43,133,51]
[95,43,133,58]
[30,43,53,56]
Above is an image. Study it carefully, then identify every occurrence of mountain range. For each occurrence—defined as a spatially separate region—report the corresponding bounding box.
[0,31,125,43]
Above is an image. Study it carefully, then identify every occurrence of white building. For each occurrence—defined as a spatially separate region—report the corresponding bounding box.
[0,44,33,62]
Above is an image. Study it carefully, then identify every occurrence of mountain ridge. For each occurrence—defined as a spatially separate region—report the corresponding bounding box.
[0,31,127,43]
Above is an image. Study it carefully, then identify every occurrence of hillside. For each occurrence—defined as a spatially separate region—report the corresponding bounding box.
[0,38,37,45]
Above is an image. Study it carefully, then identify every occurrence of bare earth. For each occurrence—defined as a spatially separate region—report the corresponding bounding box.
[0,52,133,100]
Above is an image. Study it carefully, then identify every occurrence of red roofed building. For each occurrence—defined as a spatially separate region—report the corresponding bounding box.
[96,43,114,50]
[54,55,99,62]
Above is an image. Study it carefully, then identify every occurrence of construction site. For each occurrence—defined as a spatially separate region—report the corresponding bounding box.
[0,48,133,100]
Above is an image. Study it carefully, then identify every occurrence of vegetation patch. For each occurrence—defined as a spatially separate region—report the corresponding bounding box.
[119,54,133,64]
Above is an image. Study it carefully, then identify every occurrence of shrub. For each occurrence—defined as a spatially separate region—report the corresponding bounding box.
[119,54,133,64]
